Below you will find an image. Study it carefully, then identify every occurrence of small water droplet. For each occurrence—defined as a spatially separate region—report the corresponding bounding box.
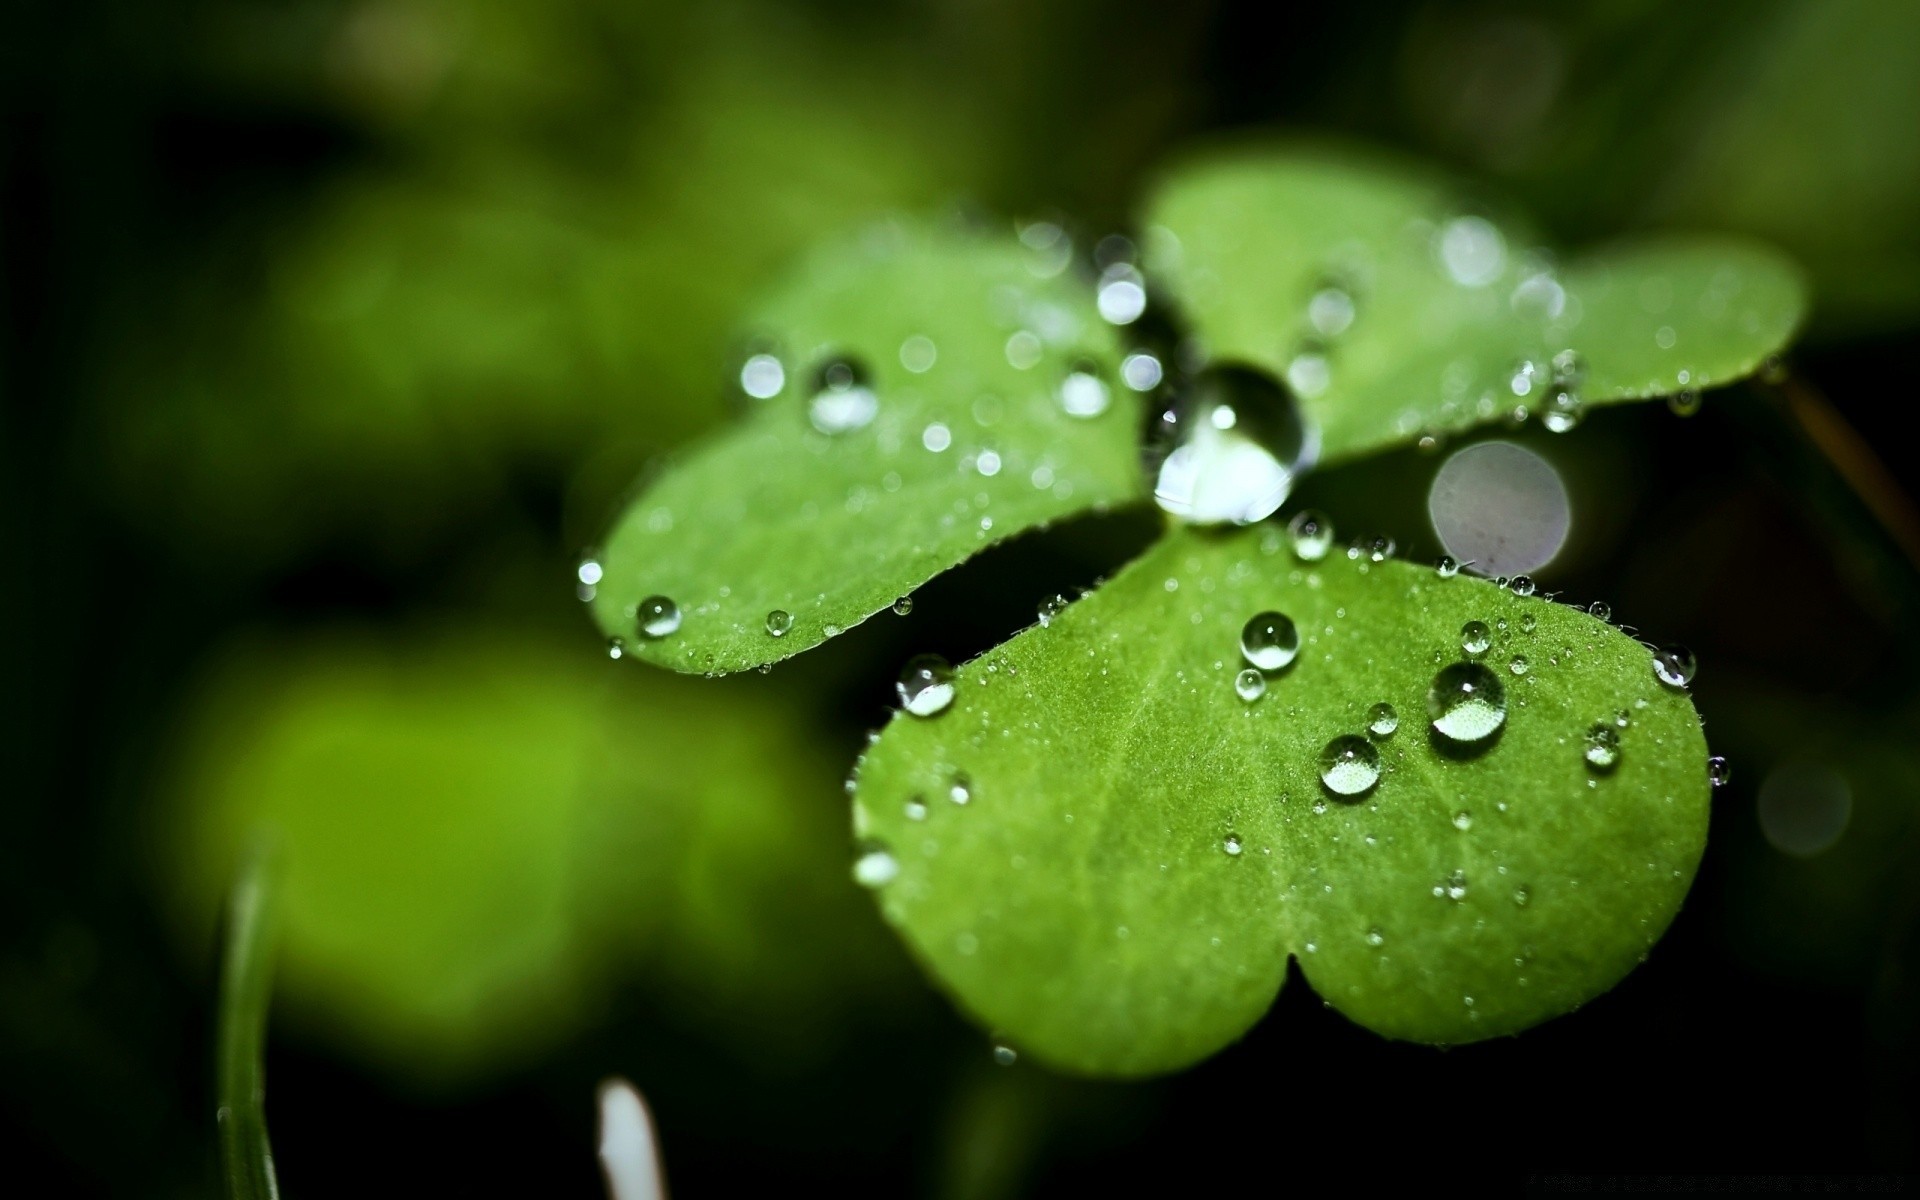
[1149,364,1318,526]
[897,655,956,716]
[1037,594,1068,627]
[892,596,914,616]
[949,773,972,805]
[1453,810,1473,831]
[1428,662,1508,742]
[576,558,604,587]
[1708,756,1732,787]
[1367,703,1399,738]
[638,595,681,638]
[1510,575,1537,597]
[853,848,900,888]
[1588,600,1613,623]
[1058,360,1111,418]
[1308,286,1356,337]
[1551,349,1586,387]
[1540,388,1583,434]
[1512,885,1531,907]
[740,352,786,399]
[1668,388,1702,417]
[1240,611,1301,672]
[1461,621,1491,656]
[606,637,625,660]
[1520,612,1536,633]
[1120,351,1163,391]
[1509,357,1543,398]
[991,1043,1018,1067]
[1435,555,1461,578]
[1615,709,1632,729]
[1365,927,1386,947]
[974,449,1002,477]
[1436,869,1469,901]
[807,356,879,434]
[1347,534,1396,563]
[1096,264,1147,325]
[904,798,928,821]
[1005,330,1043,369]
[1287,510,1334,562]
[1224,834,1244,856]
[1652,645,1697,689]
[1234,668,1267,703]
[1584,723,1621,772]
[765,609,792,637]
[1508,654,1529,676]
[899,335,937,373]
[1319,735,1381,797]
[1436,215,1506,287]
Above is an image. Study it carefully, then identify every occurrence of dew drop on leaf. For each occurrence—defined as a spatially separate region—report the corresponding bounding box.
[892,596,914,616]
[991,1043,1019,1067]
[739,351,785,400]
[1240,611,1301,672]
[1234,668,1266,703]
[1287,509,1334,562]
[1149,364,1317,526]
[1508,655,1529,676]
[807,355,879,434]
[1367,703,1399,738]
[1037,594,1068,627]
[1120,351,1163,391]
[1584,723,1622,772]
[1460,620,1491,656]
[897,655,957,717]
[1510,575,1537,597]
[853,847,900,888]
[949,773,972,805]
[606,637,625,660]
[1318,735,1381,797]
[1427,662,1507,743]
[1708,756,1732,788]
[637,596,681,639]
[766,609,792,637]
[1057,360,1112,418]
[1223,834,1244,856]
[1588,600,1613,622]
[1435,555,1460,578]
[1668,389,1702,418]
[1652,645,1698,690]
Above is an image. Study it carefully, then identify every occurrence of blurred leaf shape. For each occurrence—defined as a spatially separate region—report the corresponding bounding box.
[592,221,1142,674]
[216,851,281,1200]
[160,626,906,1084]
[852,528,1709,1075]
[1143,144,1806,463]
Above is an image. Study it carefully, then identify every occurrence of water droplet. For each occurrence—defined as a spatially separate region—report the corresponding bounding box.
[922,421,952,452]
[1435,555,1461,578]
[949,773,972,805]
[1018,220,1071,277]
[1058,360,1111,418]
[1436,215,1507,287]
[766,609,792,637]
[1120,351,1163,391]
[1453,810,1473,831]
[1037,594,1068,627]
[892,596,914,616]
[853,848,899,888]
[1708,756,1732,787]
[1508,654,1529,676]
[1365,927,1386,947]
[576,558,604,587]
[1346,534,1396,563]
[1510,575,1537,597]
[1540,389,1583,434]
[1588,600,1612,622]
[1096,264,1147,325]
[1240,611,1300,672]
[740,352,786,399]
[1005,330,1043,369]
[1512,885,1531,908]
[899,335,937,373]
[1149,364,1318,526]
[1231,668,1267,703]
[1615,709,1632,729]
[1436,869,1469,901]
[607,637,625,660]
[1285,349,1330,398]
[1319,735,1381,797]
[991,1043,1018,1067]
[1367,703,1399,738]
[904,798,928,821]
[1308,287,1356,337]
[1509,358,1543,398]
[1460,621,1491,656]
[1584,723,1621,772]
[974,449,1002,477]
[1427,662,1507,742]
[638,596,681,638]
[1551,349,1586,387]
[807,356,879,434]
[1667,388,1702,417]
[1652,645,1697,689]
[897,655,956,717]
[1287,510,1334,562]
[1224,834,1244,856]
[1520,612,1536,633]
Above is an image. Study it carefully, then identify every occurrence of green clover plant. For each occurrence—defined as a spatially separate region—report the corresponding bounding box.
[589,143,1807,1076]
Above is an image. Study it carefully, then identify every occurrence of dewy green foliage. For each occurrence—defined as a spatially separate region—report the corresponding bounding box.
[597,145,1807,1074]
[594,223,1144,673]
[853,530,1708,1074]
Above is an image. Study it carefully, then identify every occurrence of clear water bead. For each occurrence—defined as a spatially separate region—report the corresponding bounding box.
[1541,389,1583,433]
[1509,655,1529,676]
[1240,611,1301,672]
[1668,389,1702,418]
[1036,594,1068,628]
[992,1043,1018,1067]
[1367,703,1399,738]
[1588,600,1612,622]
[1058,361,1111,418]
[1708,756,1732,787]
[637,596,681,639]
[765,609,792,637]
[1319,735,1382,797]
[1510,576,1537,597]
[1149,364,1318,526]
[1435,555,1461,578]
[1224,835,1244,856]
[1652,645,1697,689]
[1584,723,1621,771]
[1287,510,1334,561]
[807,356,879,434]
[893,596,914,616]
[1427,662,1508,742]
[897,655,956,717]
[1348,535,1395,563]
[1234,668,1267,703]
[740,352,785,399]
[853,848,899,888]
[1461,620,1492,656]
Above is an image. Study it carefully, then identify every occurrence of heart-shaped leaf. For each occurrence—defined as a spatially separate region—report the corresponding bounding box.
[851,526,1710,1076]
[592,222,1145,674]
[1144,145,1807,462]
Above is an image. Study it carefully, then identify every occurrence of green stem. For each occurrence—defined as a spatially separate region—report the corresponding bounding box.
[217,849,282,1200]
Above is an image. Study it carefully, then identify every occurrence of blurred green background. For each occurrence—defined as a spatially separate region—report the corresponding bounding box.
[4,0,1918,1192]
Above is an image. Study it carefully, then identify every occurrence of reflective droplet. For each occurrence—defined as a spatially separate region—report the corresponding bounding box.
[853,848,899,888]
[1058,360,1111,418]
[1509,358,1543,398]
[1120,351,1163,392]
[1508,655,1529,676]
[1540,389,1583,434]
[904,797,928,821]
[1319,735,1381,797]
[1096,264,1147,325]
[991,1043,1018,1067]
[1452,810,1473,831]
[1435,555,1461,578]
[1584,723,1621,772]
[1461,621,1491,656]
[1149,364,1318,526]
[1346,534,1395,563]
[974,449,1002,477]
[1240,612,1300,672]
[899,335,937,373]
[1308,287,1355,338]
[1510,575,1537,597]
[1551,349,1586,387]
[1512,885,1531,908]
[1287,510,1334,562]
[1365,927,1386,947]
[638,596,681,638]
[949,773,972,805]
[1427,662,1507,742]
[807,356,879,434]
[893,596,914,616]
[1436,869,1469,901]
[897,655,956,717]
[1436,215,1507,287]
[1036,594,1068,627]
[1652,645,1697,689]
[740,352,786,400]
[576,557,604,587]
[1367,703,1399,738]
[1708,756,1732,788]
[1587,600,1612,622]
[766,609,792,637]
[606,637,625,660]
[921,422,952,452]
[1005,330,1043,369]
[1668,389,1702,418]
[1234,668,1266,703]
[1224,834,1244,856]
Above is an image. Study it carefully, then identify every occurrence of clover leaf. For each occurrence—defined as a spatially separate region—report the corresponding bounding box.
[591,144,1806,1074]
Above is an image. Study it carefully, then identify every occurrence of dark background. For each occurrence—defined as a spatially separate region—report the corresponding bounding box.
[5,0,1918,1194]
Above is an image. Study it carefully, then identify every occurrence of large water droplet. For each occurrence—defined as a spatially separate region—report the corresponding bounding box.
[1287,510,1334,561]
[1584,723,1621,772]
[1652,645,1697,689]
[1057,359,1112,418]
[1234,668,1266,703]
[1120,351,1163,391]
[897,655,956,717]
[1149,364,1317,526]
[1708,756,1732,787]
[1436,216,1507,287]
[893,596,914,616]
[1587,600,1612,622]
[1540,388,1583,434]
[1461,621,1491,656]
[1427,662,1507,742]
[1240,611,1300,672]
[1319,735,1381,797]
[638,596,681,638]
[740,352,786,400]
[1368,703,1399,738]
[1097,264,1147,325]
[807,356,879,434]
[766,609,792,638]
[853,847,899,888]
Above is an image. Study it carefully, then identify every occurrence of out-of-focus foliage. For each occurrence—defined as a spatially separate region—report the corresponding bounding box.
[160,626,907,1085]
